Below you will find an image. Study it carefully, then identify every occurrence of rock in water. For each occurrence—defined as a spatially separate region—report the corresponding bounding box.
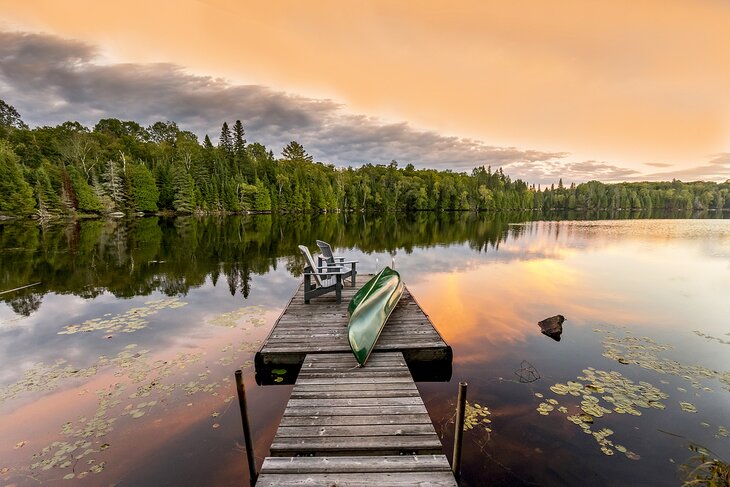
[538,315,565,341]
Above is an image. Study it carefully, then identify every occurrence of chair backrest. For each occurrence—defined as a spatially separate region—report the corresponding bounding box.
[298,245,323,287]
[316,240,335,264]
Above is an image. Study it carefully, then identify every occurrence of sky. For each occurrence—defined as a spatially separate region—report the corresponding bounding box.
[0,0,729,184]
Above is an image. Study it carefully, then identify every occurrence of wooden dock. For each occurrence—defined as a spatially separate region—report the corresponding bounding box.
[255,275,452,368]
[257,352,456,486]
[254,275,456,486]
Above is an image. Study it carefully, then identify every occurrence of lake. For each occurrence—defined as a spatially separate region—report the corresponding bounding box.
[1,212,728,486]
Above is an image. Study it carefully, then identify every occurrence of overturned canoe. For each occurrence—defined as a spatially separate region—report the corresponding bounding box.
[347,267,404,366]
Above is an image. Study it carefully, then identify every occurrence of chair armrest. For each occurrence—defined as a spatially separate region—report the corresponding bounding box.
[318,265,348,273]
[304,268,350,275]
[304,265,350,276]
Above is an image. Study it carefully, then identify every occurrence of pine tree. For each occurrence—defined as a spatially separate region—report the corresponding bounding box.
[173,164,196,213]
[68,165,103,212]
[219,122,233,157]
[281,141,313,162]
[128,163,159,212]
[233,120,246,159]
[154,162,175,210]
[34,165,62,217]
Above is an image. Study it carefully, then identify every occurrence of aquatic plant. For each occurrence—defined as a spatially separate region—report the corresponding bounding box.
[58,297,188,335]
[539,367,667,457]
[0,304,267,481]
[597,329,730,394]
[463,401,492,433]
[680,444,730,487]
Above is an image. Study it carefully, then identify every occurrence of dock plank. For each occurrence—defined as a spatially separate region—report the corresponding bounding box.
[260,455,452,474]
[256,471,457,487]
[255,276,451,368]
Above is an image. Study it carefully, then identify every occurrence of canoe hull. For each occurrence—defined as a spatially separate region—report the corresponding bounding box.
[347,267,404,366]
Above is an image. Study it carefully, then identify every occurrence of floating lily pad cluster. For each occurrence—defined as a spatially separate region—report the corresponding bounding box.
[539,367,667,458]
[2,304,267,482]
[31,385,122,477]
[533,328,730,460]
[0,359,98,405]
[58,297,188,335]
[597,329,730,394]
[23,343,245,480]
[206,305,266,328]
[536,396,560,415]
[463,401,492,433]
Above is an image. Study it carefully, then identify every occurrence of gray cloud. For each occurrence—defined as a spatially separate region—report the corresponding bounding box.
[0,30,571,180]
[644,162,672,168]
[0,30,724,185]
[636,154,730,182]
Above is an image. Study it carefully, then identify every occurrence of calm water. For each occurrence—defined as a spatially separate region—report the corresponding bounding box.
[1,213,728,486]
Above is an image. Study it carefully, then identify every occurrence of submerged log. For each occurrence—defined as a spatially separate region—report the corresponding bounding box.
[538,314,565,341]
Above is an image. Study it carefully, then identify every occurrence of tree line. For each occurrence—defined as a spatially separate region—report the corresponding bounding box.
[1,99,729,218]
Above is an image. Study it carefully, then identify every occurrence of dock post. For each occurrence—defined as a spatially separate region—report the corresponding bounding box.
[452,381,468,484]
[235,370,258,486]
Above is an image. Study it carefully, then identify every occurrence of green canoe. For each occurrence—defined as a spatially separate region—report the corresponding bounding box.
[347,267,404,366]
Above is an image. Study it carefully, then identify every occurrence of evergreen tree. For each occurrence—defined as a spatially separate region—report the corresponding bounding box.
[128,163,160,212]
[219,122,233,156]
[233,120,246,159]
[281,141,313,162]
[173,165,196,213]
[68,165,103,212]
[34,164,62,217]
[154,162,175,210]
[0,141,36,215]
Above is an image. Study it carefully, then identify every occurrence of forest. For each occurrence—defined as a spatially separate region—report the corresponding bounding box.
[1,99,729,218]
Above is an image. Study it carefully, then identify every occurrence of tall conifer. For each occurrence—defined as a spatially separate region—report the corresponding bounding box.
[233,120,246,159]
[219,122,233,156]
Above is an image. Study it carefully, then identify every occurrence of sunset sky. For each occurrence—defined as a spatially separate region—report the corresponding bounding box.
[1,0,729,184]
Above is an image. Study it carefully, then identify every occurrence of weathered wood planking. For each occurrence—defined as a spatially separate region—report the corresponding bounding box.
[256,275,452,367]
[257,456,456,486]
[257,352,456,486]
[268,352,442,457]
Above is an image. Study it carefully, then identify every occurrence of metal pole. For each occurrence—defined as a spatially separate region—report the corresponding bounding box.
[452,381,468,484]
[235,370,257,486]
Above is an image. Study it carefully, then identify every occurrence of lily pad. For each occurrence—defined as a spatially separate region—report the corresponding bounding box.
[679,402,697,413]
